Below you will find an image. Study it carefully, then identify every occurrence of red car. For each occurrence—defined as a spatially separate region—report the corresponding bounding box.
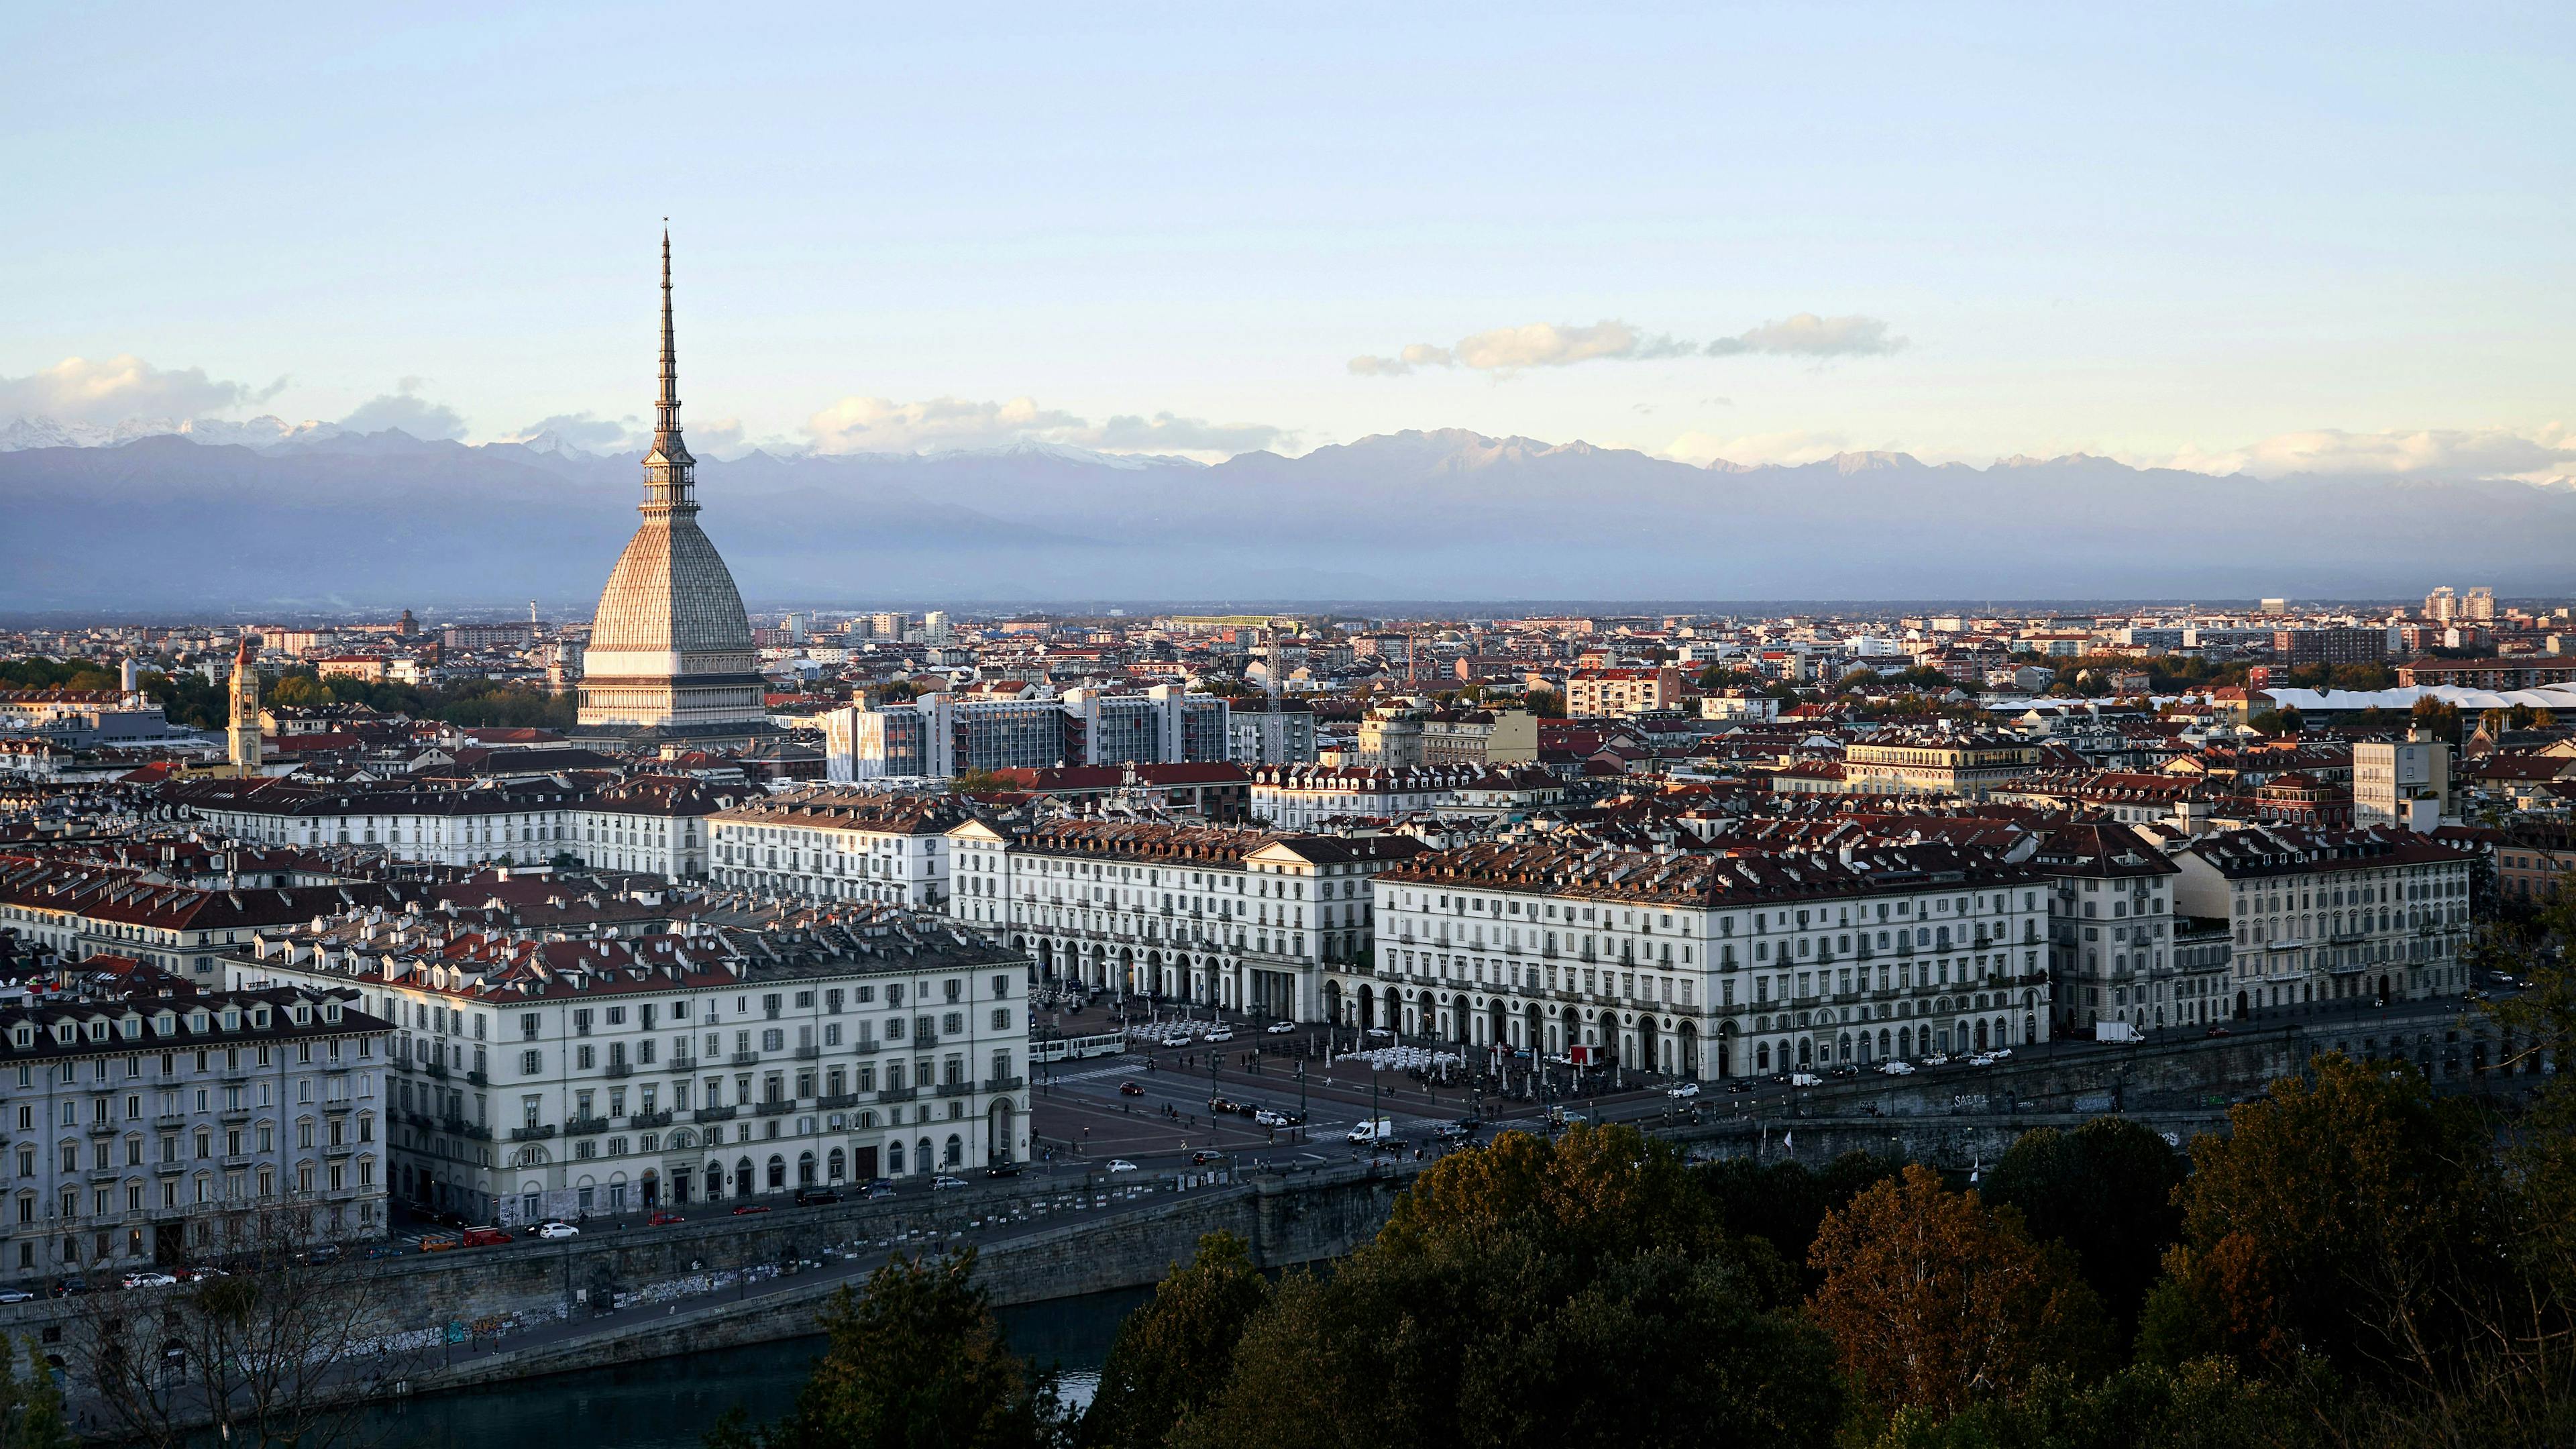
[1118,1081,1144,1097]
[460,1226,513,1247]
[730,1204,771,1216]
[647,1211,685,1226]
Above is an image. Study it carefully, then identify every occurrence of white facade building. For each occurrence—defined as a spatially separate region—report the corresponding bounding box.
[233,905,1032,1224]
[708,790,969,906]
[1356,839,2051,1080]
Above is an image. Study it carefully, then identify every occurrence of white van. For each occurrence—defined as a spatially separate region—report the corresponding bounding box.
[1790,1072,1823,1088]
[1346,1117,1397,1144]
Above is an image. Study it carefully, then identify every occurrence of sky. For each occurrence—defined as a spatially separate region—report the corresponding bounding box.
[3,2,2572,480]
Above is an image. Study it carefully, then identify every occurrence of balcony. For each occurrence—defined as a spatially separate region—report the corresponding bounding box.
[753,1100,794,1118]
[667,1057,698,1074]
[793,1046,820,1061]
[564,1117,610,1137]
[441,1117,490,1141]
[814,1092,859,1110]
[875,1087,918,1104]
[154,1161,185,1177]
[602,1063,634,1079]
[693,1106,737,1124]
[85,1120,117,1138]
[730,1051,759,1067]
[982,1076,1025,1093]
[507,1124,556,1142]
[425,1062,449,1080]
[466,1069,488,1087]
[934,1081,973,1099]
[154,1112,187,1129]
[627,1110,674,1129]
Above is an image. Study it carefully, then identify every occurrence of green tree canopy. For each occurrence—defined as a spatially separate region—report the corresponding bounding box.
[1081,1234,1269,1449]
[1983,1118,2185,1336]
[710,1248,1063,1449]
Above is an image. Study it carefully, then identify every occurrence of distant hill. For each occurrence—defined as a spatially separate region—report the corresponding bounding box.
[3,424,2571,610]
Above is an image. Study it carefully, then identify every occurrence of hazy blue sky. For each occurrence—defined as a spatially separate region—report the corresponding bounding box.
[5,3,2571,478]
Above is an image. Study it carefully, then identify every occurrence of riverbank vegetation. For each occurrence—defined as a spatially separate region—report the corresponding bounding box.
[725,958,2576,1449]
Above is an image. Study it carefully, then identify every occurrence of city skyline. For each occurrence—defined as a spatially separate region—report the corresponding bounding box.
[4,4,2571,486]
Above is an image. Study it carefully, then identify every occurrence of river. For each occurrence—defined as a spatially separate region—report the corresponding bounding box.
[352,1286,1150,1449]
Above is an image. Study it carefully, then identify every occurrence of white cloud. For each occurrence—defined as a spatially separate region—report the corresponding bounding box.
[337,377,468,441]
[802,395,1287,460]
[1662,428,1852,468]
[1063,412,1293,455]
[1350,321,1692,376]
[2159,425,2576,486]
[0,354,286,425]
[499,411,646,453]
[1703,313,1905,358]
[1354,313,1896,376]
[805,395,1084,453]
[1347,342,1458,377]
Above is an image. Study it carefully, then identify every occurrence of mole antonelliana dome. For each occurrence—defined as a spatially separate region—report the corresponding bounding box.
[574,233,769,739]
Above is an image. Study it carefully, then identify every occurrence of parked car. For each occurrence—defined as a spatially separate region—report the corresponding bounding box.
[1204,1028,1235,1042]
[1789,1073,1822,1088]
[1106,1159,1139,1173]
[1265,1021,1297,1035]
[1726,1079,1758,1094]
[0,1290,32,1305]
[1922,1053,1952,1067]
[730,1204,771,1216]
[1252,1108,1289,1128]
[461,1226,513,1247]
[1118,1081,1144,1097]
[2206,1026,2232,1037]
[1209,1095,1241,1114]
[1988,1048,2013,1061]
[932,1175,968,1191]
[793,1188,843,1205]
[1878,1061,1915,1076]
[861,1177,895,1192]
[121,1272,178,1290]
[866,1186,898,1201]
[1190,1150,1227,1166]
[647,1212,686,1226]
[983,1163,1023,1179]
[418,1234,460,1253]
[1666,1082,1701,1098]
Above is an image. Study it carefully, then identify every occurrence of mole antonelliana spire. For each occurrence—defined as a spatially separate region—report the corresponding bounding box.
[573,230,772,745]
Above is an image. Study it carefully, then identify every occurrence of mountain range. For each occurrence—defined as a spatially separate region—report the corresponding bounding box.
[5,421,2571,612]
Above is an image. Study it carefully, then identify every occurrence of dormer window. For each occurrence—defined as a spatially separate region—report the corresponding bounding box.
[219,1008,241,1032]
[85,1020,107,1042]
[53,1024,75,1046]
[9,1025,29,1049]
[323,1002,342,1024]
[119,1018,140,1040]
[188,1012,210,1033]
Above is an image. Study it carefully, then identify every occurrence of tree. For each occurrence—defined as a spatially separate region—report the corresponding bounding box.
[1809,1163,2112,1419]
[2140,1055,2502,1380]
[1171,1127,1840,1449]
[72,1207,425,1449]
[1982,1118,2185,1335]
[0,1336,73,1449]
[1868,1358,2324,1449]
[1524,688,1565,718]
[1695,1150,1902,1289]
[712,1248,1063,1449]
[1082,1233,1269,1449]
[1179,1240,1837,1449]
[2245,706,2304,737]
